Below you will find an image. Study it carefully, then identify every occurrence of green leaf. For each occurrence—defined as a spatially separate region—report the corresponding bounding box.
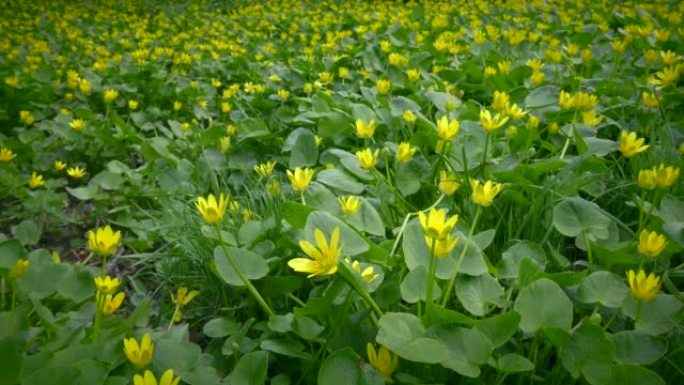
[0,240,26,269]
[281,202,315,229]
[498,241,546,279]
[260,338,310,359]
[621,294,684,335]
[292,314,325,340]
[496,354,534,373]
[474,312,521,348]
[56,266,95,303]
[525,85,559,109]
[376,312,448,364]
[12,220,41,246]
[560,321,615,383]
[455,273,505,317]
[214,246,269,287]
[238,118,270,141]
[316,169,365,194]
[609,364,665,385]
[514,278,573,333]
[431,325,493,377]
[154,334,202,372]
[203,317,240,338]
[577,271,629,308]
[20,365,78,385]
[400,265,441,304]
[318,348,361,385]
[662,221,684,248]
[286,128,318,168]
[553,197,612,241]
[91,171,125,190]
[612,331,667,365]
[66,185,99,200]
[425,92,461,112]
[0,336,22,385]
[305,211,369,256]
[229,351,269,385]
[344,197,385,236]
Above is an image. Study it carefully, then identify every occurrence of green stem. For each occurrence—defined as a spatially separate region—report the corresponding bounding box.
[9,280,17,333]
[92,291,103,341]
[215,226,274,317]
[168,304,180,330]
[300,193,306,206]
[440,207,482,306]
[424,238,438,321]
[635,300,643,325]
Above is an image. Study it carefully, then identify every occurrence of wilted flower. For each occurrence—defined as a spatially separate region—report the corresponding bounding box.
[254,161,277,178]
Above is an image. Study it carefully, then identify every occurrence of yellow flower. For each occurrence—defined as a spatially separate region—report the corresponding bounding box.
[483,66,497,77]
[0,147,17,162]
[69,118,86,131]
[254,161,277,178]
[661,50,680,66]
[367,344,398,379]
[287,167,315,192]
[406,68,421,82]
[103,89,119,104]
[438,170,460,195]
[10,259,29,279]
[376,79,391,95]
[491,91,510,111]
[572,92,598,111]
[356,148,379,170]
[653,164,680,188]
[348,259,378,283]
[288,227,342,277]
[470,179,504,207]
[67,166,87,179]
[94,275,121,294]
[338,67,349,78]
[424,233,459,257]
[505,103,527,120]
[339,196,361,215]
[195,193,228,224]
[558,91,575,109]
[548,122,560,135]
[581,48,592,62]
[277,89,290,101]
[173,101,183,111]
[54,160,67,171]
[618,131,649,158]
[267,180,281,197]
[124,333,154,369]
[648,66,679,88]
[527,115,540,130]
[101,292,125,315]
[220,137,231,153]
[5,75,19,87]
[680,142,684,155]
[51,251,61,264]
[355,119,377,139]
[436,116,460,140]
[396,142,416,163]
[418,208,458,241]
[28,172,45,189]
[88,225,122,257]
[497,60,511,75]
[642,92,659,109]
[526,58,544,71]
[638,230,667,258]
[530,70,545,85]
[581,110,603,128]
[627,269,661,302]
[19,110,35,125]
[133,369,181,385]
[479,110,509,133]
[242,208,252,222]
[128,100,139,110]
[637,169,657,190]
[79,79,92,95]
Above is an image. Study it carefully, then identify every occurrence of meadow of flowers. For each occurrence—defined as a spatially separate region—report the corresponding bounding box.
[1,0,683,384]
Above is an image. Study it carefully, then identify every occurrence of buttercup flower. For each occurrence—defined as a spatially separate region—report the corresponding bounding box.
[367,344,398,379]
[103,89,119,103]
[627,269,661,302]
[254,161,277,178]
[54,160,67,171]
[470,179,504,207]
[402,110,416,123]
[10,259,29,279]
[88,225,122,256]
[436,116,460,140]
[356,148,379,170]
[172,287,200,306]
[637,169,657,190]
[133,369,181,385]
[28,172,45,189]
[618,131,649,158]
[195,193,229,224]
[438,170,460,195]
[0,147,17,162]
[124,333,154,368]
[642,92,659,109]
[424,233,459,257]
[348,259,378,283]
[376,79,391,95]
[287,167,315,192]
[396,142,416,163]
[653,164,679,188]
[638,230,667,258]
[67,166,87,179]
[491,91,510,111]
[338,196,361,215]
[288,227,342,277]
[419,208,458,240]
[101,292,125,315]
[95,275,121,294]
[480,110,509,133]
[355,119,377,139]
[69,118,86,131]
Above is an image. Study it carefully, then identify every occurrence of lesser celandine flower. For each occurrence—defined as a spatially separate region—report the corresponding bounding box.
[483,66,497,77]
[88,226,122,256]
[355,119,377,139]
[572,92,598,111]
[100,292,125,315]
[103,89,119,103]
[526,115,540,130]
[338,196,361,215]
[406,68,420,82]
[128,100,139,110]
[419,208,458,241]
[124,333,154,368]
[627,269,661,302]
[425,233,459,257]
[402,110,416,124]
[479,110,509,133]
[173,101,183,111]
[356,148,379,170]
[10,259,29,279]
[254,161,277,178]
[367,344,398,379]
[642,92,659,109]
[95,275,121,294]
[438,170,460,195]
[172,287,200,306]
[67,166,86,179]
[28,172,45,189]
[637,169,657,190]
[581,110,603,128]
[19,110,35,125]
[348,259,378,283]
[195,193,228,224]
[69,118,86,131]
[287,167,315,192]
[133,369,180,385]
[396,142,416,163]
[471,180,504,207]
[435,116,460,140]
[638,230,667,258]
[0,147,17,162]
[376,79,391,95]
[288,227,342,277]
[267,180,280,197]
[491,91,510,111]
[54,160,67,171]
[618,131,649,158]
[559,91,574,109]
[648,66,679,88]
[505,103,527,120]
[653,164,679,188]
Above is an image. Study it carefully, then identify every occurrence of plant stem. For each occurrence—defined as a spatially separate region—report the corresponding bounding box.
[424,238,438,321]
[168,304,180,330]
[440,207,481,306]
[215,225,274,317]
[92,291,103,341]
